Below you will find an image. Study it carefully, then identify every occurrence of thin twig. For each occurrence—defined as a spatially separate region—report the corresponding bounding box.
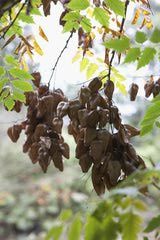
[48,31,74,88]
[147,0,154,15]
[0,0,27,40]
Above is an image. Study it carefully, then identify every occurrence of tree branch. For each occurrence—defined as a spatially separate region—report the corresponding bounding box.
[48,31,74,88]
[0,0,27,40]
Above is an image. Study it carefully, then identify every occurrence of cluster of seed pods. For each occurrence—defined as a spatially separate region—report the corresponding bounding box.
[7,73,69,173]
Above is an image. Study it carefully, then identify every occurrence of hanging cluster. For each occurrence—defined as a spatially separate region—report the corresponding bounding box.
[7,73,69,173]
[56,77,146,195]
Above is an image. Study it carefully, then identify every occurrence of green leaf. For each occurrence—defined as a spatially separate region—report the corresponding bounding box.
[19,12,34,24]
[104,0,125,17]
[81,17,92,32]
[0,66,6,77]
[85,216,103,240]
[150,28,160,43]
[9,68,34,80]
[102,217,120,240]
[103,37,130,53]
[0,87,10,102]
[68,0,89,11]
[4,95,15,110]
[45,225,63,240]
[135,31,147,43]
[140,100,160,135]
[12,80,33,92]
[124,48,140,63]
[137,48,156,69]
[5,55,18,66]
[63,21,79,32]
[68,215,82,240]
[80,58,89,72]
[93,7,109,27]
[63,11,80,21]
[144,215,160,232]
[121,212,142,240]
[0,78,8,93]
[59,209,72,222]
[86,63,98,79]
[13,90,26,102]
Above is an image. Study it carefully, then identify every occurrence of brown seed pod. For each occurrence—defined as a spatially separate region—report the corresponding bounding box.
[91,164,105,195]
[79,86,91,105]
[76,139,89,158]
[88,77,102,93]
[84,127,97,145]
[86,110,99,127]
[129,83,139,101]
[107,160,121,186]
[52,117,63,134]
[60,142,70,159]
[32,72,41,87]
[144,81,154,98]
[7,125,22,143]
[28,142,40,164]
[79,153,92,173]
[52,151,64,171]
[152,83,160,97]
[89,140,104,164]
[104,80,114,100]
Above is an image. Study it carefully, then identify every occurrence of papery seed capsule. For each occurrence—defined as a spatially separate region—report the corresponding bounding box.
[129,83,139,101]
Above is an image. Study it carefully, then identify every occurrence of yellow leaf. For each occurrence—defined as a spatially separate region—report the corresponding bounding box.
[33,40,43,55]
[116,82,127,95]
[132,9,141,25]
[20,58,29,71]
[86,7,94,17]
[26,46,33,60]
[39,26,49,42]
[72,52,81,63]
[85,50,94,57]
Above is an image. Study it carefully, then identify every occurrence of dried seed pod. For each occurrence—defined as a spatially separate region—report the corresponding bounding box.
[88,77,102,93]
[152,83,160,97]
[79,86,91,105]
[86,110,99,127]
[91,164,105,195]
[13,101,22,113]
[97,130,111,152]
[7,125,22,143]
[57,101,69,118]
[78,109,88,127]
[98,109,109,128]
[33,124,48,142]
[79,153,92,172]
[104,80,114,100]
[84,128,97,145]
[90,140,104,164]
[52,151,64,171]
[124,124,140,138]
[76,139,89,158]
[107,160,121,186]
[129,83,139,101]
[32,72,41,87]
[68,100,82,119]
[28,142,40,164]
[60,142,70,159]
[144,81,154,98]
[52,117,63,134]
